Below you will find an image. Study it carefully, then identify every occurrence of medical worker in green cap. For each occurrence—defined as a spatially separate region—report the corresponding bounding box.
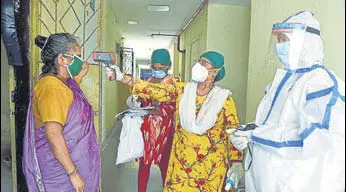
[126,49,181,192]
[111,51,242,191]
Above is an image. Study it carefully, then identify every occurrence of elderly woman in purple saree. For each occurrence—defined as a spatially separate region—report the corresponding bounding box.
[23,33,100,192]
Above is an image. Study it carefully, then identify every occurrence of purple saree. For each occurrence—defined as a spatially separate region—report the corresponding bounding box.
[23,78,100,192]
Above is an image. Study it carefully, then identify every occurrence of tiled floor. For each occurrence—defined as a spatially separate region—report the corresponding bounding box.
[101,121,163,192]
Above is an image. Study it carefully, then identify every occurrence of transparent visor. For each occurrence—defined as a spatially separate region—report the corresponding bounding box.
[265,23,319,70]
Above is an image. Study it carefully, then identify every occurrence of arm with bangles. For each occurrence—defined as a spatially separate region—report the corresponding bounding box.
[45,122,85,192]
[154,75,181,116]
[125,74,182,116]
[119,74,181,103]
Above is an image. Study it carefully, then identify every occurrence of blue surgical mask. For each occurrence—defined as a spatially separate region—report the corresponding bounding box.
[275,41,290,69]
[152,68,168,79]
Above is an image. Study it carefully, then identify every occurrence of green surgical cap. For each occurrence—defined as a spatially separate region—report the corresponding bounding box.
[151,49,172,66]
[200,51,225,81]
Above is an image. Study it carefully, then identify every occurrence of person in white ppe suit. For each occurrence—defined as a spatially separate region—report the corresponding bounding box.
[229,11,345,192]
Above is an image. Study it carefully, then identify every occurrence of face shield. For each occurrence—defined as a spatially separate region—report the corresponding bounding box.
[266,23,320,71]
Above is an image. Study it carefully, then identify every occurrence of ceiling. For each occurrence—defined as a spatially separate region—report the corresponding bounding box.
[110,0,251,60]
[110,0,204,59]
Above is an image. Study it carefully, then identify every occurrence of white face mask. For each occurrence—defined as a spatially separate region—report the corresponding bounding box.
[191,62,209,82]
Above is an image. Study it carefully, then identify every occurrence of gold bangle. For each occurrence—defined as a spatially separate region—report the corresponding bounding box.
[67,166,77,177]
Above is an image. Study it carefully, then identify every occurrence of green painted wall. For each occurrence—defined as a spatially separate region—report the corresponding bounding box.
[1,39,11,157]
[207,3,251,123]
[101,1,129,142]
[177,3,251,123]
[173,44,180,76]
[181,5,209,81]
[177,33,186,81]
[246,0,346,122]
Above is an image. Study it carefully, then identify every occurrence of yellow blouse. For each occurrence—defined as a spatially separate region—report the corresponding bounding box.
[133,80,242,192]
[33,75,82,126]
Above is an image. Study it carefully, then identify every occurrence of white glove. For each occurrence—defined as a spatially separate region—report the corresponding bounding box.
[105,64,124,81]
[225,162,244,190]
[126,95,141,109]
[228,129,253,151]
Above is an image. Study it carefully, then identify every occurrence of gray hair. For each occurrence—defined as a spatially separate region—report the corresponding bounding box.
[35,33,79,74]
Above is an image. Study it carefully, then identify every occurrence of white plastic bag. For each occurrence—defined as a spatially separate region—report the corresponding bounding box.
[116,115,144,165]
